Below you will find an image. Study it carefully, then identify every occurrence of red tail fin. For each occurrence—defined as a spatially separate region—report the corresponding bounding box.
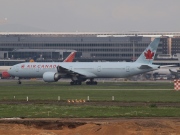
[63,52,76,62]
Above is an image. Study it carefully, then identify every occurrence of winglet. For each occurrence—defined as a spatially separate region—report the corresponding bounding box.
[135,38,160,64]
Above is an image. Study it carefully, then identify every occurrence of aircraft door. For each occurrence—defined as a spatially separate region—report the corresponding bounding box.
[97,66,101,72]
[15,66,19,72]
[36,67,39,72]
[126,66,130,72]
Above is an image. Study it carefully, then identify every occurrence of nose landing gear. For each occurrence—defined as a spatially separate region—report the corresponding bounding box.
[17,78,21,84]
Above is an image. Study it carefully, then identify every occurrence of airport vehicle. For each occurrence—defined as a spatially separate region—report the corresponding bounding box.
[8,38,160,85]
[1,52,76,79]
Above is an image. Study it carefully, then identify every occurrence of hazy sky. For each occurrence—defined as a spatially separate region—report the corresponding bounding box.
[0,0,180,32]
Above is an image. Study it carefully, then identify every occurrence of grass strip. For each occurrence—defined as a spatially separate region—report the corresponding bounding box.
[0,82,179,102]
[0,104,180,118]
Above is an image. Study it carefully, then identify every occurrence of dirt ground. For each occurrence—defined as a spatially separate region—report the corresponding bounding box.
[0,118,180,135]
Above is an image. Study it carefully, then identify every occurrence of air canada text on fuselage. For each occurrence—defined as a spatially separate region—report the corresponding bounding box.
[21,64,59,69]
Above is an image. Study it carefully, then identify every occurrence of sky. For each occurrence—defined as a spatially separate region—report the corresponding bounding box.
[0,0,180,32]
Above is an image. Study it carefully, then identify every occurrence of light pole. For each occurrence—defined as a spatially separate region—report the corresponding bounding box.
[133,41,135,62]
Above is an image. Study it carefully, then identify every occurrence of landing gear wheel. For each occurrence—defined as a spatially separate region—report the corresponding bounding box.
[86,81,97,85]
[94,81,97,85]
[17,78,22,84]
[77,81,82,85]
[17,81,21,84]
[86,81,89,85]
[70,81,82,85]
[70,81,74,85]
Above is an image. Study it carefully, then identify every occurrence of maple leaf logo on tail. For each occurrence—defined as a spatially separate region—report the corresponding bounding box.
[144,49,154,60]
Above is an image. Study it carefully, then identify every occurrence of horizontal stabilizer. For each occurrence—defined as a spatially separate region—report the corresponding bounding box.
[169,69,179,75]
[160,65,176,68]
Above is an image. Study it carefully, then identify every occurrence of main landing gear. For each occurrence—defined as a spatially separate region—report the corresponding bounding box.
[70,80,82,85]
[86,79,97,85]
[69,78,97,85]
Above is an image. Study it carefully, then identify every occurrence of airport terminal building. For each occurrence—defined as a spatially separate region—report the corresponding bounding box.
[0,32,180,66]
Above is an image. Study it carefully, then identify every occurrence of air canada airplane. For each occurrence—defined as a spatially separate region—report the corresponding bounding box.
[8,38,160,85]
[1,52,76,79]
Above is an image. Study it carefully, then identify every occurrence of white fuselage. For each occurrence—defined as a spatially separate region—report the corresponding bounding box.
[8,62,159,79]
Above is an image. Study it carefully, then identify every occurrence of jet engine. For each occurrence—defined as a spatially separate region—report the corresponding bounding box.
[43,72,60,82]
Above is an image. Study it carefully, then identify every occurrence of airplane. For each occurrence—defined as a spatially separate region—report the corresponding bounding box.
[143,66,178,80]
[169,68,180,79]
[1,52,76,79]
[8,38,160,85]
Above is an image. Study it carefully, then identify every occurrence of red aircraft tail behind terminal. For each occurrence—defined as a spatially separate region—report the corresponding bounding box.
[63,52,76,62]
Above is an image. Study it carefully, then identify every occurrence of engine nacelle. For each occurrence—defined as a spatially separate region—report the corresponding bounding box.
[43,72,60,82]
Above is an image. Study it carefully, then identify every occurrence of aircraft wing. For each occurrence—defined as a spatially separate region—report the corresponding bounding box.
[169,69,180,79]
[169,69,176,74]
[138,65,153,69]
[57,66,96,78]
